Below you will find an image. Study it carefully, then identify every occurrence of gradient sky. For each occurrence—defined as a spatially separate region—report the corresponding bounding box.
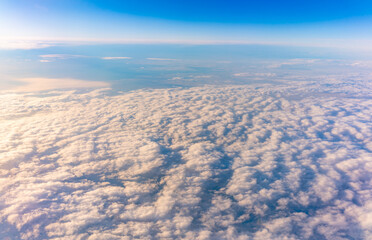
[1,0,372,49]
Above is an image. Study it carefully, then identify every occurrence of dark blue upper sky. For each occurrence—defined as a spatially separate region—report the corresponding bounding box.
[88,0,372,24]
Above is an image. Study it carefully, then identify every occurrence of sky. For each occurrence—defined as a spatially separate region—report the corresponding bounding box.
[1,0,372,50]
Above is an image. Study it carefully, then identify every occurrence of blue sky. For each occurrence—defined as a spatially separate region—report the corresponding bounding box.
[1,0,372,50]
[87,0,372,24]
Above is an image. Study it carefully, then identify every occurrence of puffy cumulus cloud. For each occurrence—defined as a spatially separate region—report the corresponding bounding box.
[0,80,371,239]
[11,78,110,92]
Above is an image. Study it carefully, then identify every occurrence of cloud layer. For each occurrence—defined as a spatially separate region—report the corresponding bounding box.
[12,78,110,92]
[0,80,371,239]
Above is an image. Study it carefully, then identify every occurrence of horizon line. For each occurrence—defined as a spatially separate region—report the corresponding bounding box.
[1,37,372,52]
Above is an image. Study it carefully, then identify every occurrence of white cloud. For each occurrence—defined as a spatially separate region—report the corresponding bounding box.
[0,80,371,239]
[268,59,319,68]
[0,40,54,50]
[39,54,85,59]
[193,75,212,79]
[101,57,132,60]
[38,55,132,62]
[10,78,110,92]
[38,54,87,62]
[233,72,276,77]
[170,76,182,80]
[169,75,213,82]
